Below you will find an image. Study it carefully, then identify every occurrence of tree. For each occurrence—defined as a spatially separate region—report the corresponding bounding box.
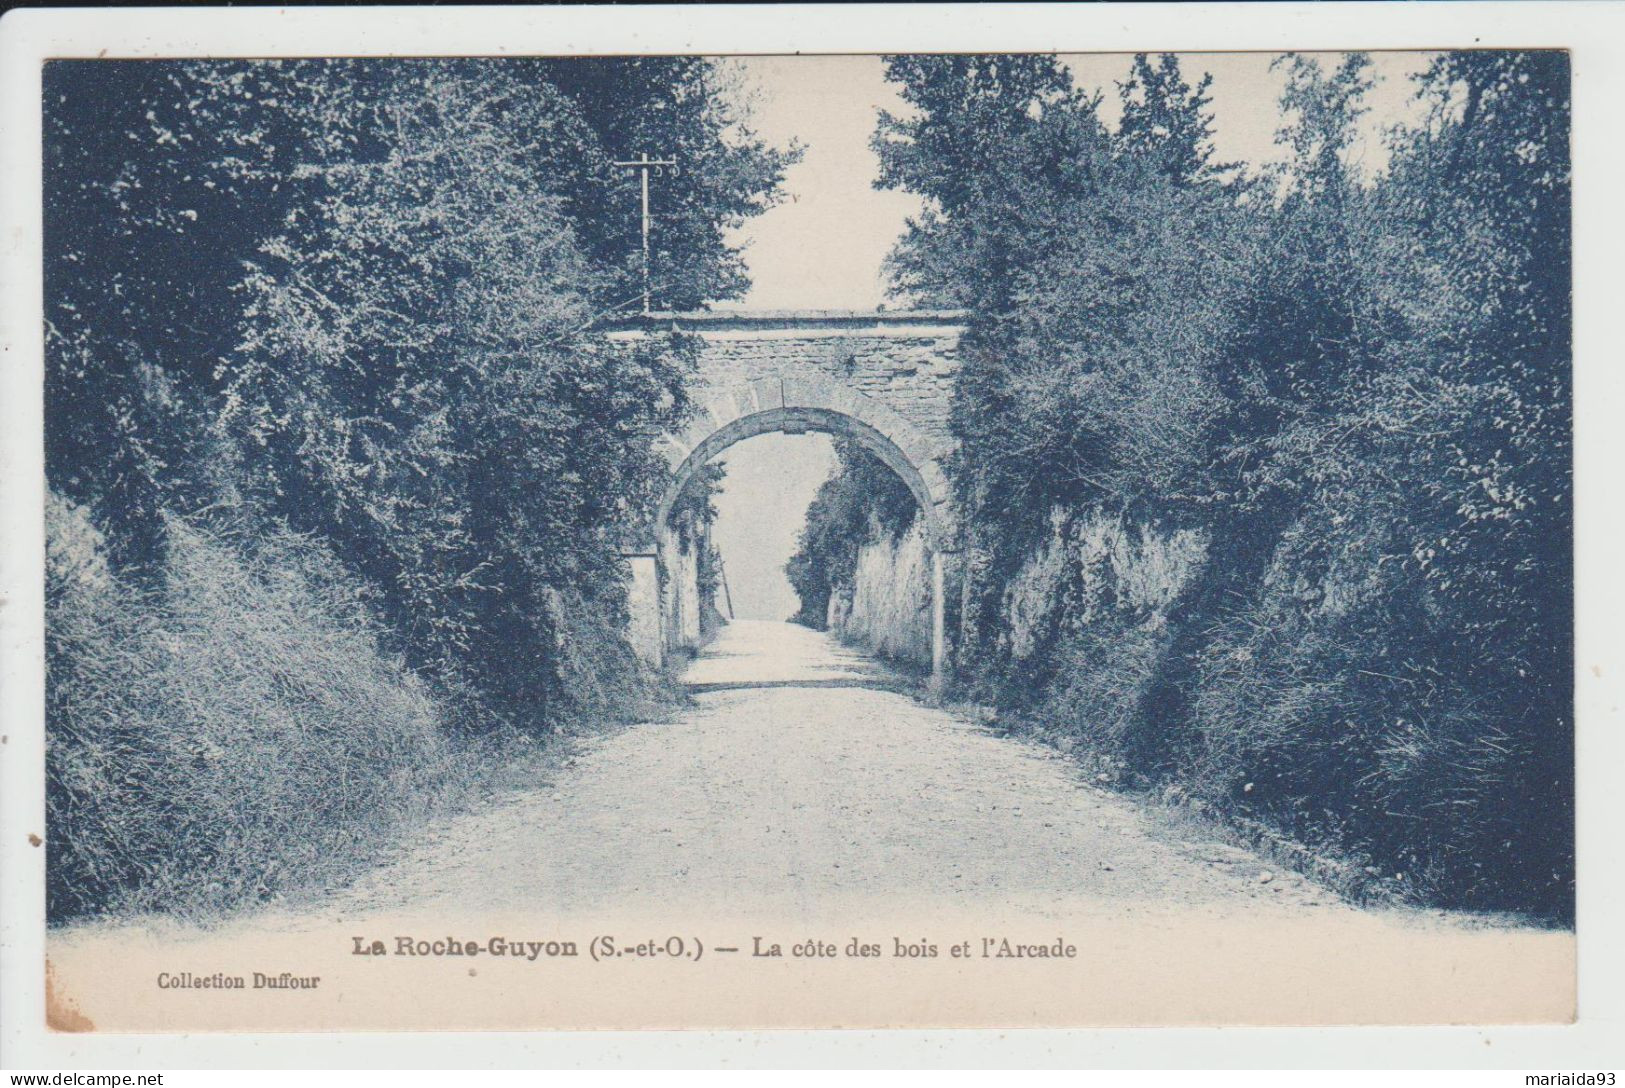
[842,49,1574,917]
[1115,53,1228,185]
[534,57,799,312]
[44,58,793,726]
[43,61,328,563]
[785,439,918,628]
[873,54,1080,310]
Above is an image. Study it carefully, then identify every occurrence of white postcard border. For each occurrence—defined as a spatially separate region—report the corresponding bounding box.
[1,2,1620,1070]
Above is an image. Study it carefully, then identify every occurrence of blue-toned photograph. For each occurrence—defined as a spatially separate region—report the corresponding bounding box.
[38,50,1574,1030]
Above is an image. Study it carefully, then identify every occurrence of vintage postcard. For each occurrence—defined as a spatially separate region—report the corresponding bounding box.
[1,4,1610,1054]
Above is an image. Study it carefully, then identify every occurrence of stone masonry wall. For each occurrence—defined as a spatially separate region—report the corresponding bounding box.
[686,328,961,449]
[610,312,966,666]
[659,529,702,652]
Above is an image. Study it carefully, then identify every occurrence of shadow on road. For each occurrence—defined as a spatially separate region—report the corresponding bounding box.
[684,677,911,694]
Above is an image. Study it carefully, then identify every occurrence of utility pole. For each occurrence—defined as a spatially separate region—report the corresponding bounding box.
[611,152,677,314]
[717,552,736,621]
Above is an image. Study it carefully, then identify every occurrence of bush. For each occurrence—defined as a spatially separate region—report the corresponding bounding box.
[45,493,475,922]
[846,51,1573,920]
[42,59,792,922]
[785,438,919,628]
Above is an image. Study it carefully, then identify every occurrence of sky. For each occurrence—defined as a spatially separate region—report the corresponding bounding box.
[711,432,836,621]
[708,51,1436,619]
[721,51,1435,312]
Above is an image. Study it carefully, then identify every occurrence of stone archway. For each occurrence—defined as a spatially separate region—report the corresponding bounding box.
[624,372,958,689]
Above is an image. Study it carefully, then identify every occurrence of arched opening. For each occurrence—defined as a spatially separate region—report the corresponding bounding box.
[658,406,948,552]
[623,383,956,690]
[707,430,836,625]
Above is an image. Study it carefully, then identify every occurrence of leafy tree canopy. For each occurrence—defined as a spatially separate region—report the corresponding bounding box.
[44,58,793,724]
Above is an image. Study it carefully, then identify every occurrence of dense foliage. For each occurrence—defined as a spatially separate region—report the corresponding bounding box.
[44,59,789,919]
[785,438,921,629]
[796,51,1572,918]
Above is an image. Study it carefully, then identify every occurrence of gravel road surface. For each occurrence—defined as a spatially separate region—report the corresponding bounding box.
[332,619,1346,921]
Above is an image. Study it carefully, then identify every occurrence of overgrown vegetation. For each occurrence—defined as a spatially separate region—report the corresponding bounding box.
[786,438,920,629]
[44,59,790,921]
[794,52,1572,920]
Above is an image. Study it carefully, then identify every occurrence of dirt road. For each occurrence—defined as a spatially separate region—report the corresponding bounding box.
[331,619,1342,921]
[45,619,1574,1031]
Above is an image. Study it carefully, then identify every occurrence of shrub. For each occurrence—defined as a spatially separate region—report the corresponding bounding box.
[848,51,1573,920]
[42,58,792,922]
[785,438,919,628]
[46,493,471,922]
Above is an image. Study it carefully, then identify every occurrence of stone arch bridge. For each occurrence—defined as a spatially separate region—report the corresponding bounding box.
[607,309,966,686]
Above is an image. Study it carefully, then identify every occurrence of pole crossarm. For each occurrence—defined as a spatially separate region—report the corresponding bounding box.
[612,152,678,314]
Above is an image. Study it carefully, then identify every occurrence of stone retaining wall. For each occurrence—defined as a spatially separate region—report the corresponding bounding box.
[827,520,934,670]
